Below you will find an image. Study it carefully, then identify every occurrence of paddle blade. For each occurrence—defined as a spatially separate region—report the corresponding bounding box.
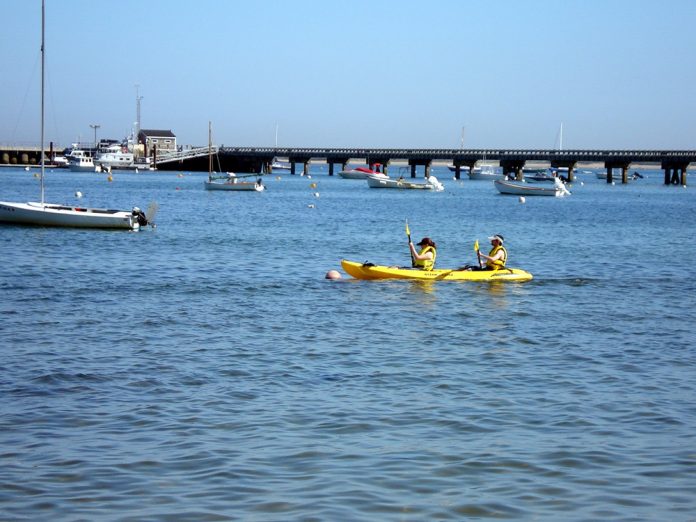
[405,220,410,237]
[474,239,479,252]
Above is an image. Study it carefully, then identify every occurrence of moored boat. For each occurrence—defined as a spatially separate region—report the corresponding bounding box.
[468,164,503,180]
[494,178,570,197]
[271,159,291,171]
[203,122,265,192]
[204,173,265,191]
[341,259,533,282]
[66,148,95,172]
[95,143,134,170]
[339,165,385,180]
[366,174,444,191]
[0,201,147,229]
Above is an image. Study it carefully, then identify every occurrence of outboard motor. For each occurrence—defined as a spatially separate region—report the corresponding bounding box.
[132,206,148,227]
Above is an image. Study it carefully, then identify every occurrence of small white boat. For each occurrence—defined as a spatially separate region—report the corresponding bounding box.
[596,171,643,182]
[339,166,386,180]
[468,164,503,180]
[66,149,95,172]
[367,174,444,191]
[494,178,570,197]
[524,169,557,183]
[95,144,134,170]
[271,159,291,171]
[204,173,265,191]
[0,201,147,229]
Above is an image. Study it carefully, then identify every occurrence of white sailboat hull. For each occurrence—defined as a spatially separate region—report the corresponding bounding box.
[494,179,569,197]
[366,175,444,191]
[0,201,139,229]
[204,180,265,191]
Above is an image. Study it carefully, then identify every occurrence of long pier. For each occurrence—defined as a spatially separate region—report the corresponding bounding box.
[2,144,693,185]
[215,147,693,185]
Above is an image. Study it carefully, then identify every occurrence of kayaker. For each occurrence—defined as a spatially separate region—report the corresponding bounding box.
[479,234,507,270]
[409,237,437,271]
[461,234,507,271]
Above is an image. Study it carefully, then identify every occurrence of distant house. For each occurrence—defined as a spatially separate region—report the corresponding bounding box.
[138,129,177,157]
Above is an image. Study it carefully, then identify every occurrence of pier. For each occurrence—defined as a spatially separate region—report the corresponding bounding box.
[1,144,693,185]
[215,147,694,186]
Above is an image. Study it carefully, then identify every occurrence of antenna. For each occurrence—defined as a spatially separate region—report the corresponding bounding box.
[135,84,143,137]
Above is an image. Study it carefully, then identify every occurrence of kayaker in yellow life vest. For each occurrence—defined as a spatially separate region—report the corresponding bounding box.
[409,237,437,271]
[479,234,507,270]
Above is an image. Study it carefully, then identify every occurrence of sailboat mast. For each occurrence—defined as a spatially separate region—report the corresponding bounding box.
[208,121,212,177]
[40,0,45,204]
[559,122,563,152]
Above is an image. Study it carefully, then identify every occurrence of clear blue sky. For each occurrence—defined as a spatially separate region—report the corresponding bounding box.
[2,0,695,150]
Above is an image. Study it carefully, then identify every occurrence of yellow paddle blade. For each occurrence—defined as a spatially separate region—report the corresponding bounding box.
[405,220,410,236]
[474,239,479,252]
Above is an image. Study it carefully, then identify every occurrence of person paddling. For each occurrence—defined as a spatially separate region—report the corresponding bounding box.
[479,234,507,270]
[409,237,437,271]
[462,234,507,271]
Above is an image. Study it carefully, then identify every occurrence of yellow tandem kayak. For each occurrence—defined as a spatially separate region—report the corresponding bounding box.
[341,259,533,282]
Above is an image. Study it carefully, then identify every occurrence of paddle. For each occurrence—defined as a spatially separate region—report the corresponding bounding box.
[474,239,482,268]
[405,220,416,267]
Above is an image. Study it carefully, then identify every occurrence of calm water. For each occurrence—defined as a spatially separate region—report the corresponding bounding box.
[1,166,695,521]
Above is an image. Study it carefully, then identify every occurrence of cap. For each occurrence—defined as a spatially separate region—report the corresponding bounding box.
[488,234,504,244]
[417,237,434,246]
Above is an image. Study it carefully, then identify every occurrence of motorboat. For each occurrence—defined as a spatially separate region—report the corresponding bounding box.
[468,164,503,180]
[271,159,291,171]
[338,165,386,180]
[95,144,134,170]
[0,1,150,230]
[524,168,557,183]
[494,177,570,197]
[66,148,95,172]
[367,174,444,191]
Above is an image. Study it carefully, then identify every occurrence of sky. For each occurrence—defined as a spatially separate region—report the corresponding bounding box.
[1,0,695,150]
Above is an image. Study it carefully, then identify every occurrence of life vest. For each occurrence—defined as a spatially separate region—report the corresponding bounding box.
[415,245,436,271]
[486,245,507,270]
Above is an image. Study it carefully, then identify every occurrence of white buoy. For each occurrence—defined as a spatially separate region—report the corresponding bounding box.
[307,204,315,208]
[75,191,83,198]
[519,196,526,204]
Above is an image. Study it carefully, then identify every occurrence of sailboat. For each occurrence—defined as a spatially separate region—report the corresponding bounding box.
[203,122,265,191]
[271,124,291,171]
[0,1,148,230]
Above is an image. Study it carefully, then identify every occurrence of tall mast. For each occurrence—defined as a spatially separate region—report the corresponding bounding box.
[208,121,212,176]
[135,84,143,138]
[40,0,45,204]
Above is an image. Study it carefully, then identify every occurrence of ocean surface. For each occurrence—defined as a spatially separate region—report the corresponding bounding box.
[1,165,695,521]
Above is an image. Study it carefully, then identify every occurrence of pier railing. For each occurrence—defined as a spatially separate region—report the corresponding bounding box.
[156,146,216,164]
